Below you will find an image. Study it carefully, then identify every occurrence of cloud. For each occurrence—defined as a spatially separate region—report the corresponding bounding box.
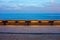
[0,0,60,13]
[0,0,52,10]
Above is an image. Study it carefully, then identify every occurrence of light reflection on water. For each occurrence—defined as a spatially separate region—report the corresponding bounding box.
[0,25,60,27]
[0,25,60,33]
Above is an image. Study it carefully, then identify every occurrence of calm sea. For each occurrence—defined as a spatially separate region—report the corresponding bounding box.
[0,13,60,20]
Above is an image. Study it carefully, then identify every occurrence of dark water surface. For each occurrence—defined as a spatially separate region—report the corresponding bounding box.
[0,25,60,40]
[0,33,60,40]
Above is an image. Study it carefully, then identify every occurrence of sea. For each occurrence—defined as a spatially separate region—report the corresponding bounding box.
[0,13,60,20]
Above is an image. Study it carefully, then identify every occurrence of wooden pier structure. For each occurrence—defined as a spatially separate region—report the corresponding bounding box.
[0,20,60,25]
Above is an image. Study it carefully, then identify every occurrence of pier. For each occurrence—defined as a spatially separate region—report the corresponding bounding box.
[0,20,60,25]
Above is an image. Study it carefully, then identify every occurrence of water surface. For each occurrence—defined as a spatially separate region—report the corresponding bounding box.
[0,13,60,20]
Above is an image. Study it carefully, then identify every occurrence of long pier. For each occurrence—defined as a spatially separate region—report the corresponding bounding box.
[0,20,60,25]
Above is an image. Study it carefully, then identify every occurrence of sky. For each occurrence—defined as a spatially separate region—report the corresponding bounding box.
[0,0,60,13]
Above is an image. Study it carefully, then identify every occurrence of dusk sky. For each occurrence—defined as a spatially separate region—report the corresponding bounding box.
[0,0,60,13]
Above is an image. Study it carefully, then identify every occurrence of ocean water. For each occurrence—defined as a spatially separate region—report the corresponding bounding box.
[0,13,60,20]
[0,25,60,40]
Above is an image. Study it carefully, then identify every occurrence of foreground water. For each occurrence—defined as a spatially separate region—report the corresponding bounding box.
[0,25,60,40]
[0,34,60,40]
[0,13,60,20]
[0,25,60,33]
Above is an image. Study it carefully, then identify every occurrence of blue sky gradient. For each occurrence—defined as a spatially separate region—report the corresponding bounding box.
[0,0,60,13]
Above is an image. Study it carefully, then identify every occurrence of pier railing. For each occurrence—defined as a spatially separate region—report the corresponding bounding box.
[0,20,60,25]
